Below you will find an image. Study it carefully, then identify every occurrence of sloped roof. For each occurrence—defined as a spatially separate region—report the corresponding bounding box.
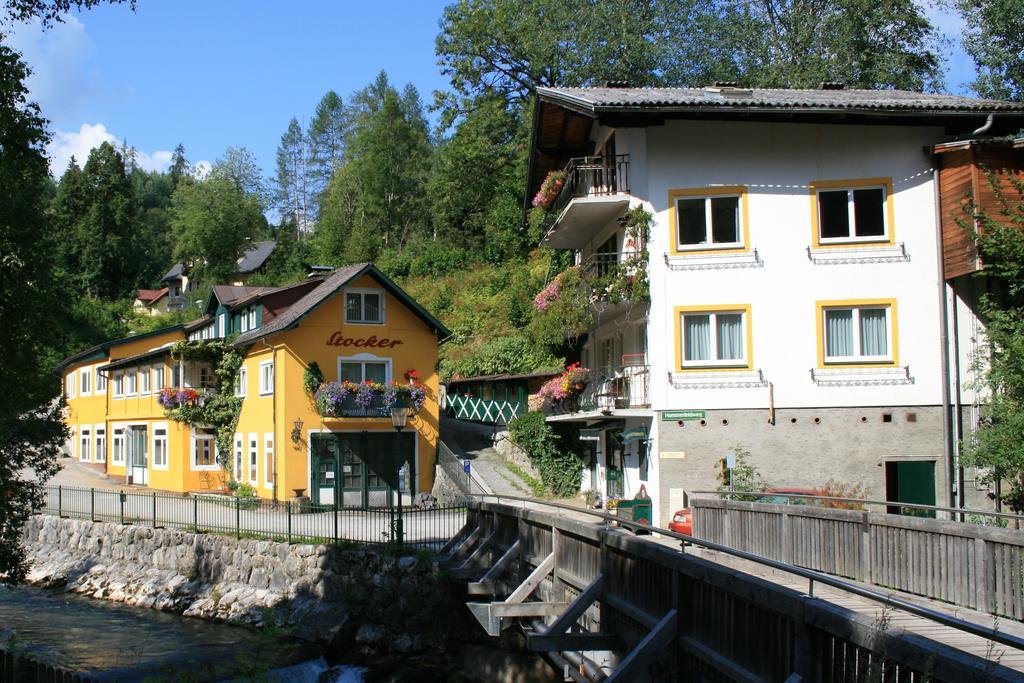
[99,343,175,372]
[207,285,268,314]
[136,287,169,304]
[160,263,185,282]
[237,240,277,274]
[232,263,451,347]
[536,87,1024,115]
[55,323,186,374]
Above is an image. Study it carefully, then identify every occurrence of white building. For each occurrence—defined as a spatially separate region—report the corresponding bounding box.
[527,85,1024,524]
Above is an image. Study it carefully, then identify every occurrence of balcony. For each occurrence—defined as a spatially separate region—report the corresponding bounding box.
[329,393,389,418]
[541,155,631,250]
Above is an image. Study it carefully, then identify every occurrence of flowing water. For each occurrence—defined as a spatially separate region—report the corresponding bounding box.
[0,584,342,682]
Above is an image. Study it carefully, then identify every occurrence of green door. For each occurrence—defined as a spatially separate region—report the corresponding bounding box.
[886,460,936,517]
[311,432,416,508]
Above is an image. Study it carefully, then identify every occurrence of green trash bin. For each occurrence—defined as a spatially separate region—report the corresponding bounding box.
[614,498,652,533]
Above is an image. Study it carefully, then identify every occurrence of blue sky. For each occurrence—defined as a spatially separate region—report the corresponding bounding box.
[6,1,977,180]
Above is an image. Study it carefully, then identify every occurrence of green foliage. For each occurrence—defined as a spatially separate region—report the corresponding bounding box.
[715,446,768,501]
[303,361,325,397]
[508,411,584,497]
[444,335,562,380]
[0,41,63,582]
[957,0,1024,100]
[960,173,1024,511]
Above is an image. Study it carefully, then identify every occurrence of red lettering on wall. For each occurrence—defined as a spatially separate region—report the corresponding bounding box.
[326,333,405,348]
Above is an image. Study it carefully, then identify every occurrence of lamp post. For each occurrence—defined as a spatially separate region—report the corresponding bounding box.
[390,405,411,545]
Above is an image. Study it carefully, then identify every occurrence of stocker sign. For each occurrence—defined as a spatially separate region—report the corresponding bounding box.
[326,333,404,349]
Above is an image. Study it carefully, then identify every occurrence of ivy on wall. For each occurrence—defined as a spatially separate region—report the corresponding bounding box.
[508,410,584,497]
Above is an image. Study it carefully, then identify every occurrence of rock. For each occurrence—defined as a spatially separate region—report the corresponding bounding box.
[355,623,386,646]
[398,556,416,571]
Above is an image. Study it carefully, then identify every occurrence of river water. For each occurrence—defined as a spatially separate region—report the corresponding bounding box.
[0,584,353,681]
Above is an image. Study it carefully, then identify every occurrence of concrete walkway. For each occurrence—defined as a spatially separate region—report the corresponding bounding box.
[440,417,537,496]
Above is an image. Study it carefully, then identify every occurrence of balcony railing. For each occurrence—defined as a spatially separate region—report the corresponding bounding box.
[333,393,389,418]
[550,154,630,216]
[580,365,650,412]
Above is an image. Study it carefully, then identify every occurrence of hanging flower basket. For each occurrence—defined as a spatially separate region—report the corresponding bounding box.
[315,380,427,418]
[157,386,203,409]
[532,170,566,209]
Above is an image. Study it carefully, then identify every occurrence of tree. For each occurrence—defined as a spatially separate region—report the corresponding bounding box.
[957,0,1024,100]
[212,145,269,207]
[168,143,189,187]
[275,117,309,238]
[0,40,63,582]
[960,173,1024,511]
[170,175,268,283]
[306,90,347,208]
[1,0,133,27]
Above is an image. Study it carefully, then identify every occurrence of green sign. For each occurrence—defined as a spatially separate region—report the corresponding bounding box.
[662,410,706,421]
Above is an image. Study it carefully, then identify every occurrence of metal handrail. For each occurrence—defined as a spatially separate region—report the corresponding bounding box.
[689,490,1024,524]
[469,493,1024,652]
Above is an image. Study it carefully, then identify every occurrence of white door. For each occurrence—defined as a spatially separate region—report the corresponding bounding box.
[128,426,148,485]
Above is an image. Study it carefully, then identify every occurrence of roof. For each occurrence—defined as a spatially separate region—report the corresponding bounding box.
[536,86,1024,116]
[237,240,277,274]
[207,285,268,314]
[232,263,451,347]
[184,314,213,333]
[99,343,175,373]
[55,323,186,374]
[446,370,561,386]
[160,263,185,282]
[136,288,168,304]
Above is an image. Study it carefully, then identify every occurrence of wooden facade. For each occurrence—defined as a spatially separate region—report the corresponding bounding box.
[935,139,1024,280]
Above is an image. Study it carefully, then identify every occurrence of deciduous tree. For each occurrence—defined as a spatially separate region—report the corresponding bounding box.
[957,0,1024,101]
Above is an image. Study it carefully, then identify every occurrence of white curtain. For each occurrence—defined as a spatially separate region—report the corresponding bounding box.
[859,309,888,356]
[684,315,710,361]
[716,313,743,360]
[825,310,854,358]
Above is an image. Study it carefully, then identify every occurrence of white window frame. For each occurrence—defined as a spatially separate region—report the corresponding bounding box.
[152,422,169,470]
[248,432,259,484]
[235,366,248,397]
[337,353,392,384]
[248,308,257,329]
[191,426,218,471]
[241,313,249,333]
[153,365,165,390]
[198,365,216,389]
[79,426,91,462]
[343,288,386,325]
[65,373,75,399]
[140,365,151,396]
[94,424,106,464]
[259,360,274,396]
[112,425,125,465]
[125,369,138,397]
[233,434,244,481]
[815,184,889,244]
[263,433,274,489]
[95,368,107,395]
[680,309,749,368]
[219,313,226,338]
[112,371,124,399]
[80,367,92,397]
[821,304,894,364]
[674,194,744,252]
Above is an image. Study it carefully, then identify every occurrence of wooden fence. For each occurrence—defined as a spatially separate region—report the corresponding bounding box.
[692,497,1024,621]
[443,394,523,424]
[456,500,1021,682]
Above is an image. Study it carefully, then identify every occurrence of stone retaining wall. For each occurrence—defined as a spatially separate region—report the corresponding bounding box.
[21,515,464,654]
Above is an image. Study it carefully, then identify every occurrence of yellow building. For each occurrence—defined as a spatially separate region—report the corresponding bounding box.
[58,264,449,503]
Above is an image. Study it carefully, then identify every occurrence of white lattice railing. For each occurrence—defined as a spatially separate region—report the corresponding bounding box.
[443,394,524,424]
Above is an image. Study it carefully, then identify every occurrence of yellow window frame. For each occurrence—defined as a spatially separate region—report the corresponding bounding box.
[674,304,754,372]
[815,298,899,368]
[810,178,896,249]
[668,186,750,255]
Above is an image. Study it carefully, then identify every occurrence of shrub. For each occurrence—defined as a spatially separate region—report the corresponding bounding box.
[508,411,583,497]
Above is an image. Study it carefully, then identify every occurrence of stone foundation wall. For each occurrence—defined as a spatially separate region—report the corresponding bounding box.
[21,515,467,655]
[431,462,468,506]
[493,431,542,481]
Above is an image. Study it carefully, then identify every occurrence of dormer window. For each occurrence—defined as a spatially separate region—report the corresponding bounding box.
[345,289,384,325]
[248,309,257,330]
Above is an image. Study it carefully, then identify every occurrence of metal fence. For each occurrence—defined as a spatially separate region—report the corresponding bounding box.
[437,441,492,496]
[40,485,465,549]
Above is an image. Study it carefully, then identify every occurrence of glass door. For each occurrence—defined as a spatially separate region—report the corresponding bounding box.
[310,434,338,506]
[128,425,148,485]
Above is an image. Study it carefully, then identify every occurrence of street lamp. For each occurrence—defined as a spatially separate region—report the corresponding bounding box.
[390,405,411,545]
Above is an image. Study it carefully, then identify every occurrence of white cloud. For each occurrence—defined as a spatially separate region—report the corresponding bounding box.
[47,123,177,176]
[6,16,99,122]
[192,160,213,179]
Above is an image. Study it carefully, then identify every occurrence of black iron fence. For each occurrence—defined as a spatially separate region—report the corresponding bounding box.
[40,485,465,549]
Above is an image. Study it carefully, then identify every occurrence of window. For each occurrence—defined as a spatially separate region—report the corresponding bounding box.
[339,357,389,384]
[193,428,217,470]
[153,424,168,469]
[677,306,751,369]
[241,313,249,333]
[198,366,216,389]
[95,426,106,463]
[79,427,91,462]
[219,314,226,338]
[112,426,125,465]
[65,373,75,399]
[80,367,91,396]
[126,369,137,396]
[248,309,257,329]
[259,361,274,395]
[140,365,151,395]
[263,434,274,488]
[344,289,384,324]
[234,434,243,481]
[670,187,747,253]
[248,433,258,484]
[113,371,124,399]
[96,369,107,394]
[235,366,247,397]
[818,300,896,365]
[153,365,166,390]
[812,179,893,246]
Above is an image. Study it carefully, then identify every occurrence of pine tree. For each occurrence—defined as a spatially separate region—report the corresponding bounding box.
[275,118,309,239]
[307,91,347,209]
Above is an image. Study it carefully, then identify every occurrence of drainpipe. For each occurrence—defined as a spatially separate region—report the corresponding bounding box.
[932,166,956,510]
[972,113,995,137]
[262,338,278,504]
[950,279,965,516]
